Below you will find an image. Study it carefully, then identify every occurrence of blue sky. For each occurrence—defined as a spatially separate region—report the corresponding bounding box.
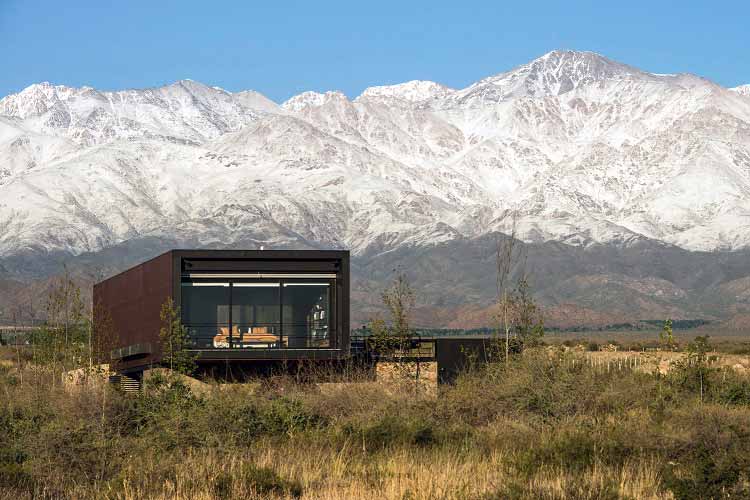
[1,0,748,102]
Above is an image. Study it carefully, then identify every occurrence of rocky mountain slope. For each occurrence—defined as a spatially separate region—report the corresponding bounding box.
[2,50,750,326]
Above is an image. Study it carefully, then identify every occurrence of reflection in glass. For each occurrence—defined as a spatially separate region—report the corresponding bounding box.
[232,283,282,348]
[180,279,333,349]
[283,283,330,348]
[181,282,229,348]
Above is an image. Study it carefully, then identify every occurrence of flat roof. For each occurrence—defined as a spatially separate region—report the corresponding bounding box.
[95,248,350,286]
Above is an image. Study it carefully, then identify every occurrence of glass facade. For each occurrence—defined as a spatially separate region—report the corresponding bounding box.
[282,283,330,348]
[181,283,230,348]
[181,278,333,349]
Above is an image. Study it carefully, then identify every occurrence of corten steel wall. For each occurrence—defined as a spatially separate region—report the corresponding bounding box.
[93,251,174,372]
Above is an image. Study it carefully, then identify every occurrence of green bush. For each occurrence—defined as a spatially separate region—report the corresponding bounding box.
[345,416,403,450]
[0,463,34,492]
[0,447,26,466]
[115,377,204,437]
[482,475,621,500]
[715,376,750,406]
[260,397,325,436]
[663,445,750,499]
[0,404,51,441]
[343,415,438,450]
[238,464,303,498]
[515,428,599,474]
[212,470,234,499]
[662,408,750,499]
[559,476,621,500]
[410,420,435,446]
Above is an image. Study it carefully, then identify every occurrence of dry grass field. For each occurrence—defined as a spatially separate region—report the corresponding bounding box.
[2,344,750,499]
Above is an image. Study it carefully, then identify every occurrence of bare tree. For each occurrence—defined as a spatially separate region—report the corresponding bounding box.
[46,270,86,350]
[495,212,521,361]
[34,270,88,374]
[382,273,415,340]
[370,273,416,353]
[369,272,422,387]
[493,212,545,359]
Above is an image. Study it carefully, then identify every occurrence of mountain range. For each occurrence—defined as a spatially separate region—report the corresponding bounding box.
[2,50,750,328]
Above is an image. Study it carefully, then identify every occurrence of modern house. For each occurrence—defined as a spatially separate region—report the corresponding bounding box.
[94,250,350,376]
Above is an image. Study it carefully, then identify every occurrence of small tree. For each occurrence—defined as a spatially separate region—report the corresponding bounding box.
[659,318,676,350]
[368,273,420,385]
[686,335,713,403]
[381,273,415,342]
[493,212,544,358]
[495,215,521,362]
[671,335,715,403]
[514,277,545,347]
[32,271,88,373]
[369,273,416,353]
[368,317,396,354]
[159,297,196,375]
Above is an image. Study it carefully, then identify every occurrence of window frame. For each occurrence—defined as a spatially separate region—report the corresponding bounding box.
[180,275,337,349]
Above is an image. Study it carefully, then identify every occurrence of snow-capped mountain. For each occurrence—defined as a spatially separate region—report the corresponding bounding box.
[358,80,455,103]
[441,50,651,106]
[0,79,266,147]
[2,49,750,268]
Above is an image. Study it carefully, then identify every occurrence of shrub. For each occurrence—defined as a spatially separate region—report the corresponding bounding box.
[715,376,750,406]
[238,464,303,498]
[343,415,438,450]
[663,446,750,499]
[515,428,599,474]
[260,397,325,436]
[212,470,234,499]
[560,476,621,500]
[482,474,622,500]
[0,447,26,466]
[108,376,209,453]
[0,463,34,492]
[411,421,435,446]
[662,408,750,499]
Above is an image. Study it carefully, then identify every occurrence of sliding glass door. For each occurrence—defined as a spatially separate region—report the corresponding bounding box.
[232,283,281,348]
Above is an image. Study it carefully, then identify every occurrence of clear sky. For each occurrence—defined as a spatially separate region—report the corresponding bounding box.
[1,0,748,102]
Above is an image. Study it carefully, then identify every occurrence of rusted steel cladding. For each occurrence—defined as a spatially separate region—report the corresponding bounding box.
[93,251,174,371]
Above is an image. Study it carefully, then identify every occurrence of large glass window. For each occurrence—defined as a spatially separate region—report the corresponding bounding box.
[283,283,330,348]
[181,277,334,349]
[232,283,281,348]
[181,282,229,348]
